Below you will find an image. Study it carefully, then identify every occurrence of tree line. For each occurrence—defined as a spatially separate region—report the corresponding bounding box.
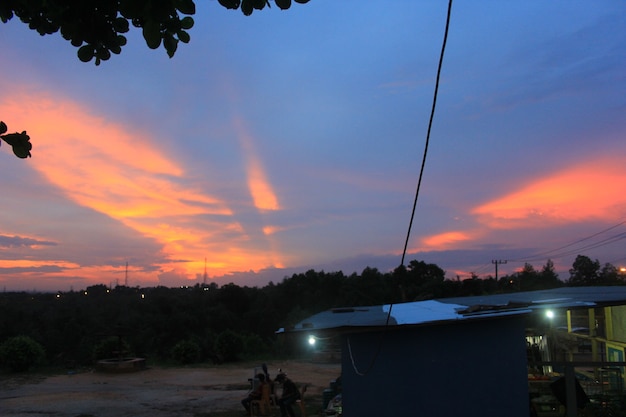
[0,254,623,372]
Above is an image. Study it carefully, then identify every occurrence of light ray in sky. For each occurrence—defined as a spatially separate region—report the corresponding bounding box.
[233,115,281,212]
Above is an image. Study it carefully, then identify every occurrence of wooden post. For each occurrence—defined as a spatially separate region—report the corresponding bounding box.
[565,365,577,417]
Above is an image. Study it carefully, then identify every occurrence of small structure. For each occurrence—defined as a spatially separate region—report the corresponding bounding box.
[280,286,626,417]
[96,357,146,373]
[95,330,146,373]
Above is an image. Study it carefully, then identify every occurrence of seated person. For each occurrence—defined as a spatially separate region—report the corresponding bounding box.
[242,373,267,414]
[275,373,300,417]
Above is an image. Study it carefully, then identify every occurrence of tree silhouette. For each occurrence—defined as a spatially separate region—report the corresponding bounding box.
[540,259,560,286]
[1,1,312,159]
[599,263,621,285]
[0,0,311,65]
[2,257,625,370]
[0,121,31,158]
[568,255,601,286]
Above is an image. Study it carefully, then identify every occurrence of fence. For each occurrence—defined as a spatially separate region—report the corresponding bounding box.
[528,361,626,417]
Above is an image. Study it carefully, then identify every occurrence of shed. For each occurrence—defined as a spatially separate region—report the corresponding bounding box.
[280,286,626,417]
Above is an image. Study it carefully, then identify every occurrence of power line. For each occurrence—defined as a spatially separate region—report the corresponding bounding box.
[349,0,454,378]
[472,221,626,278]
[471,262,494,276]
[459,221,626,279]
[544,232,626,260]
[507,220,626,264]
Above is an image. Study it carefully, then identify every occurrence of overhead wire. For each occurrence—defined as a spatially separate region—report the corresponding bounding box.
[348,0,454,377]
[508,219,626,263]
[469,262,494,276]
[468,219,626,279]
[536,232,626,261]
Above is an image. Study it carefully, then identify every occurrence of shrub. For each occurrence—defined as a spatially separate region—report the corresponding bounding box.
[214,330,243,362]
[242,333,270,358]
[171,339,201,364]
[0,335,46,372]
[93,336,131,360]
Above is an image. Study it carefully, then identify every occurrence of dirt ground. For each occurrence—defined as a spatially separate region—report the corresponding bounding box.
[0,359,341,417]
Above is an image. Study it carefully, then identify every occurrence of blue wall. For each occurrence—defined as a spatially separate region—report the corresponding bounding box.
[341,315,529,417]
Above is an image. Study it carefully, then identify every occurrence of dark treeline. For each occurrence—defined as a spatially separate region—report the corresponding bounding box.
[0,255,623,370]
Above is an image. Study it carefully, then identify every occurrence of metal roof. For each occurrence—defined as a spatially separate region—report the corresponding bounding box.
[437,286,626,309]
[280,286,626,334]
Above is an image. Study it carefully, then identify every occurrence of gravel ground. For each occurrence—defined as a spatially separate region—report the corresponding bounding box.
[0,360,341,417]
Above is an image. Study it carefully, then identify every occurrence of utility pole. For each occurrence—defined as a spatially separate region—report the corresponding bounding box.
[203,257,208,286]
[492,259,507,281]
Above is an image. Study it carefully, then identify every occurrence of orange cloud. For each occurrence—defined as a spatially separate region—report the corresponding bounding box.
[473,159,626,228]
[263,225,289,235]
[420,231,474,251]
[0,90,285,282]
[0,259,78,269]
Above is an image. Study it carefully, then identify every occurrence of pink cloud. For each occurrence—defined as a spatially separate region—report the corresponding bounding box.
[0,89,285,284]
[473,158,626,229]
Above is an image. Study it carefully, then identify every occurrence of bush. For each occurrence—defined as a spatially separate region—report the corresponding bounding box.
[214,330,243,362]
[242,333,270,358]
[171,339,201,364]
[93,336,131,360]
[0,335,46,372]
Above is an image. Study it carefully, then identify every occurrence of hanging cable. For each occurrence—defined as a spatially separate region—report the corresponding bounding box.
[400,0,453,267]
[348,0,454,377]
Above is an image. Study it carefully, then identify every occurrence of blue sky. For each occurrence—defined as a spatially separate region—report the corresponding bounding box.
[1,1,625,291]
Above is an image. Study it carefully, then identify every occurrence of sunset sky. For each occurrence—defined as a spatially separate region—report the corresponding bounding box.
[1,1,625,292]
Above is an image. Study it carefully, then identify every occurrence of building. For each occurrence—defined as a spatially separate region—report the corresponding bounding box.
[280,286,626,417]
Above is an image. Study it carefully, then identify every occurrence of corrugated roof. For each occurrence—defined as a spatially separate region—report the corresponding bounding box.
[437,286,626,309]
[280,286,626,334]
